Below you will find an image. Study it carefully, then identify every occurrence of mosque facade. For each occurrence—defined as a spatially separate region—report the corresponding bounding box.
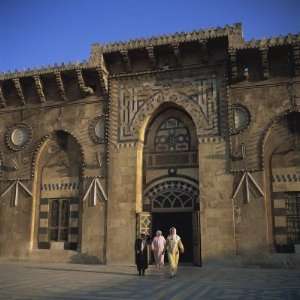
[0,23,299,265]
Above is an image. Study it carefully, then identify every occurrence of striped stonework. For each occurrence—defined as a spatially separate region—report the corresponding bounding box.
[272,192,300,253]
[38,198,50,249]
[41,178,80,198]
[37,197,79,250]
[68,198,79,250]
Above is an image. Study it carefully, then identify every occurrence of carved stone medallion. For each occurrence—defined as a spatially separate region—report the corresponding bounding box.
[5,123,33,151]
[230,104,251,135]
[89,116,105,144]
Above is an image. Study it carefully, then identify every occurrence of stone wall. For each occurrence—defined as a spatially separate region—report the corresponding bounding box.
[0,96,107,262]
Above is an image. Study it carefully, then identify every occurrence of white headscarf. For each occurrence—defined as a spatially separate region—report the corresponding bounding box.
[170,227,176,237]
[156,230,162,236]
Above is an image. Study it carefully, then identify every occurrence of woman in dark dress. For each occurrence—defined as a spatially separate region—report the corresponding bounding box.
[135,233,149,276]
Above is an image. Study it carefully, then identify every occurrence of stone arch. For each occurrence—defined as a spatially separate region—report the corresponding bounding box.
[138,102,201,264]
[131,90,209,142]
[263,110,300,252]
[31,129,86,178]
[30,129,85,251]
[144,176,199,212]
[261,108,299,170]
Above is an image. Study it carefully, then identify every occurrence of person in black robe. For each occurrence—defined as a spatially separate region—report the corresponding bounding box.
[135,233,149,276]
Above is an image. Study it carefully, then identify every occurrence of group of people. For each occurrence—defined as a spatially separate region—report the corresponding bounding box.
[135,227,184,278]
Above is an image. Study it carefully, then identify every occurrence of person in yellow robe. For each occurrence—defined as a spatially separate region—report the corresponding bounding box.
[165,227,184,278]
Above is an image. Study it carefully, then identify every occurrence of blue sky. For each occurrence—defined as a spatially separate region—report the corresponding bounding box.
[0,0,299,72]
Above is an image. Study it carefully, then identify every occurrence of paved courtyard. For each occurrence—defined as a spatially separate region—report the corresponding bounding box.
[0,261,300,299]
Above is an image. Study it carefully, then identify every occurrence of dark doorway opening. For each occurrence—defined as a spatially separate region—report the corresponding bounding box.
[152,212,193,263]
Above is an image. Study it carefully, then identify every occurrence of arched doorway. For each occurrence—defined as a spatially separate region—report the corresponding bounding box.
[33,131,82,251]
[264,112,300,253]
[141,106,200,264]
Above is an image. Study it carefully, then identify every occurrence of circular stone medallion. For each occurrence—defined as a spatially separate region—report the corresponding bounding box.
[6,123,33,151]
[89,116,105,144]
[231,105,251,135]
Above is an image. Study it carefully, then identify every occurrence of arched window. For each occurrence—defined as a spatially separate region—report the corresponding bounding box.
[155,118,190,152]
[144,178,198,212]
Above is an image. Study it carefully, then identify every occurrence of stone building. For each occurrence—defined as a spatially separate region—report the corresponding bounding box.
[0,23,299,265]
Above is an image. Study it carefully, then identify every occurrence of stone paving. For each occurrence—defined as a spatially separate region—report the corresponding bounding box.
[0,261,300,299]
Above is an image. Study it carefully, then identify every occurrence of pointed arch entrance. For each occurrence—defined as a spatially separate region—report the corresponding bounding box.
[140,105,201,264]
[32,131,83,251]
[264,112,300,253]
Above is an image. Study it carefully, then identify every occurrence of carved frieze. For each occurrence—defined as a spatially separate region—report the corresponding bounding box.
[117,77,219,142]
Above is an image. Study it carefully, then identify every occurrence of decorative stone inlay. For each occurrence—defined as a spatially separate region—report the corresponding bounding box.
[89,116,106,144]
[0,179,32,207]
[230,104,251,135]
[5,123,33,151]
[82,176,107,206]
[118,77,219,142]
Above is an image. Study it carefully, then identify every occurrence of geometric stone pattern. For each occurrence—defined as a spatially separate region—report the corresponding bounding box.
[136,212,152,236]
[144,179,198,211]
[118,77,219,142]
